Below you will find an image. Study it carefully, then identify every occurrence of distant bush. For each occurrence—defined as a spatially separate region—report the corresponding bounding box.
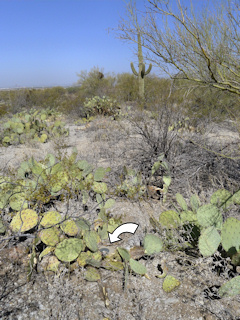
[114,73,138,102]
[83,96,120,119]
[76,66,116,99]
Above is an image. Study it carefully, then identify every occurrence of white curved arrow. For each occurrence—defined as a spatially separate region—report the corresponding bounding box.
[108,223,139,243]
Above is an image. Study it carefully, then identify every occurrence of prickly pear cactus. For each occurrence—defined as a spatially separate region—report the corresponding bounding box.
[221,217,240,252]
[0,108,68,147]
[39,227,60,246]
[162,275,181,293]
[10,209,38,233]
[84,230,101,252]
[84,266,101,282]
[143,234,163,255]
[159,210,181,229]
[210,189,233,209]
[129,258,147,275]
[196,204,222,230]
[40,211,62,228]
[198,226,221,256]
[55,238,84,262]
[176,193,188,211]
[218,276,240,297]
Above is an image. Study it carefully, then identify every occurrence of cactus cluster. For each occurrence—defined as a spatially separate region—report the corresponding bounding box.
[0,108,68,146]
[116,166,146,199]
[0,150,129,280]
[83,96,120,119]
[158,190,240,265]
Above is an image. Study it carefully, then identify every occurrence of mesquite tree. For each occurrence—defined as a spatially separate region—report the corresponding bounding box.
[117,0,240,97]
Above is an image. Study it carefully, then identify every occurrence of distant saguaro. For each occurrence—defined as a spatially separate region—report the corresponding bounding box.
[131,31,152,101]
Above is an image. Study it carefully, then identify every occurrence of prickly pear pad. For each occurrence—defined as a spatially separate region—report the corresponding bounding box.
[221,217,240,252]
[55,238,84,262]
[10,209,38,233]
[162,275,180,293]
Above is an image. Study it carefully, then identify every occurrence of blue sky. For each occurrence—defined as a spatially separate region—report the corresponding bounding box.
[0,0,209,88]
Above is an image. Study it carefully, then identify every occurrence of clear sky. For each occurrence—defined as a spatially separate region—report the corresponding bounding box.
[0,0,209,88]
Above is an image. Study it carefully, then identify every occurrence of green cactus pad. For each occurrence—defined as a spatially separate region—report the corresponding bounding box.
[197,204,222,229]
[198,226,221,256]
[92,182,108,194]
[9,193,28,211]
[84,266,101,282]
[176,193,188,211]
[221,217,240,252]
[77,251,91,267]
[97,222,108,240]
[39,227,60,246]
[117,247,130,262]
[159,210,181,229]
[75,218,91,231]
[85,230,101,252]
[210,189,233,208]
[50,171,69,193]
[60,220,79,236]
[129,258,147,275]
[232,190,240,205]
[162,275,181,293]
[180,210,198,224]
[94,167,106,181]
[55,238,83,262]
[143,234,164,255]
[104,199,115,209]
[39,133,48,143]
[40,211,62,228]
[10,209,38,233]
[218,276,240,297]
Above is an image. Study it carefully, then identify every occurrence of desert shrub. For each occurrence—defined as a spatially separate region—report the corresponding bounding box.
[126,104,181,182]
[172,78,240,122]
[76,66,116,99]
[114,72,138,102]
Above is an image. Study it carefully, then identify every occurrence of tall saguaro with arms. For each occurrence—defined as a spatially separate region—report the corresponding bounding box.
[131,31,152,102]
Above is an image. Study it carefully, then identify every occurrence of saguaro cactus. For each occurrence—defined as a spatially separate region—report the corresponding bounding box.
[131,31,152,101]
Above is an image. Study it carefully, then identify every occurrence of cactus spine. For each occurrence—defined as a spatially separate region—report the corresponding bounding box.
[131,31,152,101]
